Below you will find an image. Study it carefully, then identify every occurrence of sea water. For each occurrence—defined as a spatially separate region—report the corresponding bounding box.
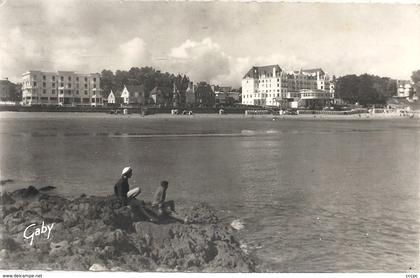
[0,112,419,272]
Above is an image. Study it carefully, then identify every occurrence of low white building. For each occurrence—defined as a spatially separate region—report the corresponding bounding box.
[120,85,145,106]
[107,90,116,104]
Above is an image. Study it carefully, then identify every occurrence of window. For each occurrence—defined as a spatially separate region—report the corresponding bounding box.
[43,89,46,94]
[84,77,87,82]
[43,76,46,80]
[76,90,79,95]
[52,83,55,87]
[68,76,71,81]
[84,90,88,95]
[93,78,96,82]
[33,82,37,86]
[60,76,64,81]
[60,90,63,95]
[84,84,88,89]
[68,83,71,88]
[52,76,55,81]
[52,90,55,94]
[76,77,79,81]
[93,84,96,88]
[60,83,64,87]
[43,82,46,87]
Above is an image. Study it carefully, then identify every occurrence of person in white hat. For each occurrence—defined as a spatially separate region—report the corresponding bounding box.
[114,167,132,206]
[114,166,158,222]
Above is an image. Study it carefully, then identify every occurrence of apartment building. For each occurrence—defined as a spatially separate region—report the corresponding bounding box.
[241,65,335,107]
[22,70,102,106]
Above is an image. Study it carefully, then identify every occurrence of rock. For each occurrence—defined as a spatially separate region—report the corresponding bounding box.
[104,206,135,230]
[0,179,14,185]
[38,186,56,192]
[1,186,256,272]
[230,219,245,230]
[0,237,21,251]
[66,255,89,270]
[49,240,69,256]
[11,186,39,198]
[178,203,219,224]
[89,263,109,271]
[1,192,15,205]
[0,249,8,260]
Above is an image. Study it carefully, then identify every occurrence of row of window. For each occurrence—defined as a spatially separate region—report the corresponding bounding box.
[23,96,95,103]
[40,75,97,82]
[243,93,281,99]
[243,92,301,99]
[302,93,332,98]
[32,82,96,89]
[41,89,90,95]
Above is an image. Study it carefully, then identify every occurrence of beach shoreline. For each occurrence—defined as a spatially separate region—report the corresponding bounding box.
[1,110,419,121]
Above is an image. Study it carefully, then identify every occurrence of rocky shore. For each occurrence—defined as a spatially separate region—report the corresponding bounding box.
[0,186,256,272]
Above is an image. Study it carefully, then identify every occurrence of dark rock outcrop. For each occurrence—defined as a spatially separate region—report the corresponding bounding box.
[0,186,255,272]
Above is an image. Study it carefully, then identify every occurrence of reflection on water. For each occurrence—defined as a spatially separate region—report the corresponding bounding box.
[0,112,419,272]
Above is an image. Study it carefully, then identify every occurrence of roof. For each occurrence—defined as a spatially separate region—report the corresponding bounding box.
[0,80,13,85]
[243,65,282,79]
[150,87,158,95]
[124,85,145,97]
[302,68,325,75]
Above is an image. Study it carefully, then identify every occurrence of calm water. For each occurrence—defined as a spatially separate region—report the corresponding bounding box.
[1,112,419,272]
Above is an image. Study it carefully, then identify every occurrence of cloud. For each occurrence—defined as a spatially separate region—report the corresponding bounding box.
[0,28,151,80]
[164,38,313,87]
[0,27,47,80]
[167,38,231,84]
[117,37,150,69]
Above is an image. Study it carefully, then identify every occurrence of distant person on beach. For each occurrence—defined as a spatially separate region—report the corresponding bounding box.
[114,167,158,222]
[151,180,187,223]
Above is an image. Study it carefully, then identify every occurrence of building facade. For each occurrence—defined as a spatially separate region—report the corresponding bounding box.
[22,71,101,106]
[185,82,196,107]
[241,65,335,107]
[107,90,116,104]
[0,78,21,102]
[396,80,414,99]
[120,85,146,106]
[195,82,215,107]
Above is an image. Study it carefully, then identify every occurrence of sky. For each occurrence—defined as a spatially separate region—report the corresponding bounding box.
[1,0,419,87]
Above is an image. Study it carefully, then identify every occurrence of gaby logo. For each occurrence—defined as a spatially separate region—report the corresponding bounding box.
[23,222,54,246]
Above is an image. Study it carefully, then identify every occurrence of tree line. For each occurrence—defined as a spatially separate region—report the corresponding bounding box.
[335,74,397,105]
[100,67,191,103]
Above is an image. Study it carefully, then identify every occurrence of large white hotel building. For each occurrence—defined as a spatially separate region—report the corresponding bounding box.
[242,65,335,107]
[22,71,102,106]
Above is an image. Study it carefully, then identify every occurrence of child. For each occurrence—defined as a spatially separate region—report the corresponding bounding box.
[152,180,187,223]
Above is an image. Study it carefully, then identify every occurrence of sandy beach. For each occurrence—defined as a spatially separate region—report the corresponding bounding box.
[1,111,419,121]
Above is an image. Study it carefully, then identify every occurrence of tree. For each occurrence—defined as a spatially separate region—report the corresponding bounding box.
[99,67,192,107]
[100,70,114,97]
[195,82,215,107]
[335,74,393,105]
[411,70,420,95]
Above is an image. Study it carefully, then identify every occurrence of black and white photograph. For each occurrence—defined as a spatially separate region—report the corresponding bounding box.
[0,0,419,276]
